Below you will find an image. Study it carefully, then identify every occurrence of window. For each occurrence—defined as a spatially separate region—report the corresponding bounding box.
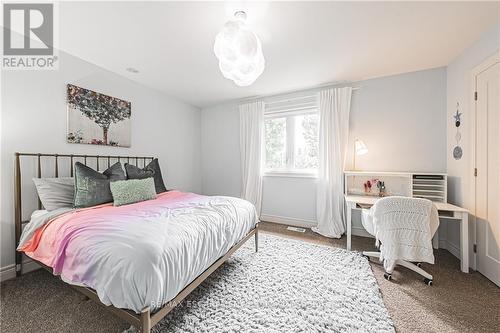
[264,95,319,175]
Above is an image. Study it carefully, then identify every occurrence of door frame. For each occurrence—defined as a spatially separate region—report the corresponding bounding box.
[469,50,500,272]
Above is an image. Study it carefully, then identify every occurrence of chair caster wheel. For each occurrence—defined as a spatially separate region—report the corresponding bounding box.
[424,278,433,286]
[416,262,422,268]
[383,273,392,281]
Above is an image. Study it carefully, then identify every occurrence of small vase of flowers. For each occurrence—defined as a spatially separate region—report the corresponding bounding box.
[364,179,386,197]
[377,181,386,197]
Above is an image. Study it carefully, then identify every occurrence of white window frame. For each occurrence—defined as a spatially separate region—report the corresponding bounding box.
[263,94,319,178]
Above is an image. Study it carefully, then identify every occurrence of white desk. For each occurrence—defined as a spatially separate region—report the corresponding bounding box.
[345,195,470,273]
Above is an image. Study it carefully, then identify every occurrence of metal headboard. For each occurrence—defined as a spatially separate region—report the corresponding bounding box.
[13,152,155,275]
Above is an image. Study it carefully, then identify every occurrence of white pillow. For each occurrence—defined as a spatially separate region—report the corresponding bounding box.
[32,177,74,211]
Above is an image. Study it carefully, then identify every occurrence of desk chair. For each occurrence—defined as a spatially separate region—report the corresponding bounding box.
[361,196,439,285]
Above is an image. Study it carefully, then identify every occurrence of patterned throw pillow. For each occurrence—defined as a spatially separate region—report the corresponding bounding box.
[110,178,157,206]
[124,158,167,194]
[74,162,126,208]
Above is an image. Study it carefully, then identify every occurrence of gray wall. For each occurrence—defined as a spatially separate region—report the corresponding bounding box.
[446,21,500,263]
[348,68,447,172]
[1,51,202,271]
[201,67,448,233]
[201,103,241,198]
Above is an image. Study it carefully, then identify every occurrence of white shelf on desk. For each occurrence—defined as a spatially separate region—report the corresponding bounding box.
[412,179,446,183]
[344,171,447,203]
[413,189,445,193]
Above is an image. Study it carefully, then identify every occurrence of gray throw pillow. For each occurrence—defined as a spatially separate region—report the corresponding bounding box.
[110,178,157,206]
[124,158,167,194]
[74,162,126,208]
[33,177,75,211]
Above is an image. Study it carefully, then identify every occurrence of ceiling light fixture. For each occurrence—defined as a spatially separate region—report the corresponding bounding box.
[214,11,265,87]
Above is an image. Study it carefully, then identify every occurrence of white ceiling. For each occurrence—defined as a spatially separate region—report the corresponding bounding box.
[59,1,500,108]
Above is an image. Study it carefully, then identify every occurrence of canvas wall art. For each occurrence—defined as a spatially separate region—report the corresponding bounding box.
[67,84,131,147]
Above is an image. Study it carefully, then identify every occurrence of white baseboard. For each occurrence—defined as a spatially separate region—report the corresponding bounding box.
[439,239,460,259]
[260,215,374,239]
[260,214,317,228]
[0,259,40,282]
[260,215,463,261]
[351,227,372,238]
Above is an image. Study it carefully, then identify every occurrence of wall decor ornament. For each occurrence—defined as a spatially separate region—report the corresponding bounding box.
[453,146,463,160]
[453,102,463,160]
[67,84,131,147]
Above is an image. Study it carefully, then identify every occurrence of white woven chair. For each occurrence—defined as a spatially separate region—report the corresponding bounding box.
[361,196,439,286]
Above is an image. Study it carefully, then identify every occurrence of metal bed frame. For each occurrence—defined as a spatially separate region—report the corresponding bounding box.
[14,152,259,332]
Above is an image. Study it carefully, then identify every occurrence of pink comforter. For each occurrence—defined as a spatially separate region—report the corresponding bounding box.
[19,190,258,312]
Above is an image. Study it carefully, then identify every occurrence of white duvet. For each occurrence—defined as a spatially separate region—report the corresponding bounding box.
[19,191,258,313]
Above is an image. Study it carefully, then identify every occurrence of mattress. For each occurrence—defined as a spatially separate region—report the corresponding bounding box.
[18,191,258,313]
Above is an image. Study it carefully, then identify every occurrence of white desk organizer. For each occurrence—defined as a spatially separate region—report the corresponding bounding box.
[344,171,447,203]
[343,171,471,273]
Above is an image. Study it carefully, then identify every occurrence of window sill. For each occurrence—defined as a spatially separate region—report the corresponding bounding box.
[263,171,318,179]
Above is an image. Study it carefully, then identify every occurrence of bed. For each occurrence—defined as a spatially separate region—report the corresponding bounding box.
[14,152,259,332]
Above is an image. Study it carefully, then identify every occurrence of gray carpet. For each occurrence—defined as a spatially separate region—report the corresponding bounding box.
[1,233,394,333]
[2,225,499,332]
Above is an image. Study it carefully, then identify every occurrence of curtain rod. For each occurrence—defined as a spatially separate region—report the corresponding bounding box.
[265,95,317,105]
[239,85,361,103]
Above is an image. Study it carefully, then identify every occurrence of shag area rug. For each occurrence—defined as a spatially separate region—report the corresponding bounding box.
[144,234,394,332]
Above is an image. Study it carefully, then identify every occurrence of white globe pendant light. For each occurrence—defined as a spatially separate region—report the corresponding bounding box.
[214,11,265,86]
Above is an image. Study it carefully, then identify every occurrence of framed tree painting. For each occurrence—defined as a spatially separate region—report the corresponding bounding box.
[66,84,131,147]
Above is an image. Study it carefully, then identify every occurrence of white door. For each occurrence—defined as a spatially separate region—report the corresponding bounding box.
[475,57,500,286]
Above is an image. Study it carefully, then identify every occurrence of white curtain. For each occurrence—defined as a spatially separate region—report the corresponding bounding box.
[312,87,352,238]
[239,101,265,215]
